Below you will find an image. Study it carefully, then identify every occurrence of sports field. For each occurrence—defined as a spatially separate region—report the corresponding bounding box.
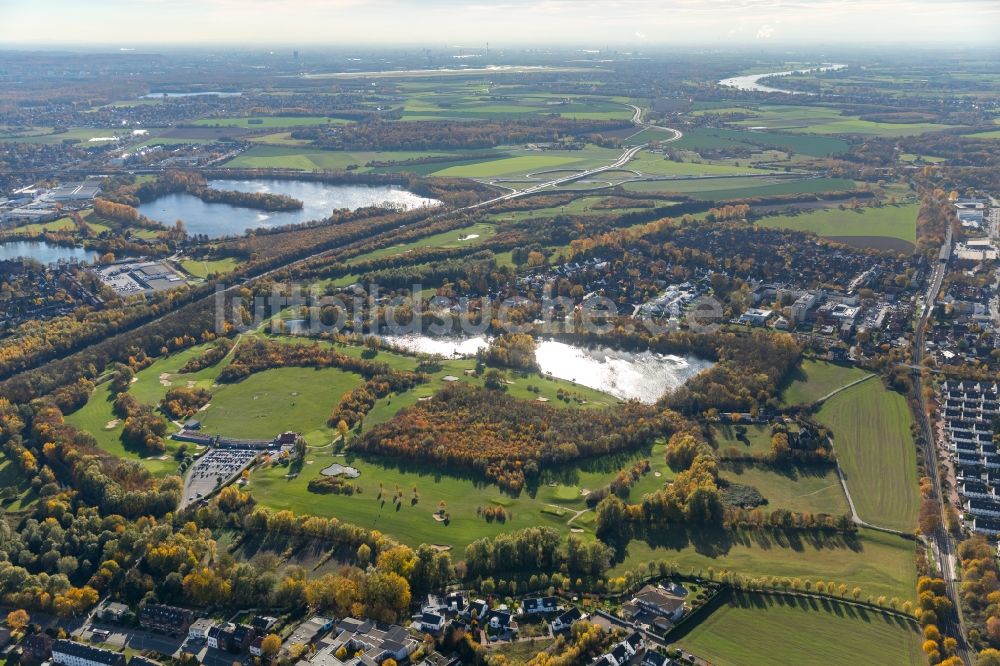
[677,593,924,666]
[816,379,920,532]
[614,527,917,602]
[779,360,872,406]
[756,204,918,246]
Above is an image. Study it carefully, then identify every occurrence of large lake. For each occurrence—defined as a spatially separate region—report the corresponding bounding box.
[138,179,439,238]
[380,334,712,403]
[0,241,96,265]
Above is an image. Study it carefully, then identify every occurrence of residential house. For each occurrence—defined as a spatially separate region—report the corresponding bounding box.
[521,596,559,615]
[230,624,254,653]
[623,584,686,624]
[642,650,672,666]
[207,624,233,651]
[286,616,334,647]
[252,616,278,635]
[138,603,192,636]
[52,640,126,666]
[188,618,215,641]
[101,603,129,623]
[420,611,446,634]
[551,607,584,633]
[21,634,54,662]
[304,617,417,666]
[417,651,461,666]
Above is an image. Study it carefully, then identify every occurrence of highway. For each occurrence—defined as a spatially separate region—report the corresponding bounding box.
[467,103,682,209]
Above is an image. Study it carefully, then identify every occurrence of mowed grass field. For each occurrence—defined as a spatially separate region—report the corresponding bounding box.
[719,463,850,516]
[615,527,917,602]
[779,360,872,406]
[756,203,918,246]
[816,379,920,532]
[677,593,924,666]
[0,458,38,511]
[180,257,241,278]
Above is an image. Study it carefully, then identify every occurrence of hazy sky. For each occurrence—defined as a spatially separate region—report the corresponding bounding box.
[1,0,998,47]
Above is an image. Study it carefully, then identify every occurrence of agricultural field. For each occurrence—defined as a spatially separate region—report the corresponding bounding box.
[815,379,920,532]
[431,145,623,179]
[628,152,770,177]
[0,127,126,144]
[622,176,856,201]
[397,90,633,121]
[614,527,917,602]
[729,104,957,137]
[719,463,850,516]
[192,115,352,128]
[755,203,918,249]
[224,146,453,171]
[672,127,850,157]
[963,129,1000,140]
[676,593,924,666]
[779,360,872,406]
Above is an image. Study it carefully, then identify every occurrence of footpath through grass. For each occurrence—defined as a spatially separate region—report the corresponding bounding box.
[677,592,924,666]
[816,379,920,532]
[779,359,871,406]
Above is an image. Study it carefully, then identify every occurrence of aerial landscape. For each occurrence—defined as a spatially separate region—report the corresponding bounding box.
[0,1,999,665]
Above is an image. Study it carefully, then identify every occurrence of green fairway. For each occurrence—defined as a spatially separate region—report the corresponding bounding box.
[756,204,918,245]
[248,439,669,551]
[198,366,361,445]
[719,463,850,516]
[180,257,241,278]
[779,360,872,406]
[65,383,183,477]
[815,380,920,532]
[614,527,916,602]
[677,593,924,666]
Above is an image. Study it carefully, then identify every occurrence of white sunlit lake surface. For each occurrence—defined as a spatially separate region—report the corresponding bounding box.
[380,334,712,403]
[138,178,439,238]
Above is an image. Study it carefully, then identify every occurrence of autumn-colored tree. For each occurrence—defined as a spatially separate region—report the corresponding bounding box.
[261,634,281,656]
[5,609,29,632]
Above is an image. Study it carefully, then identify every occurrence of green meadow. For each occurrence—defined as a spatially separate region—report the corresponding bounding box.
[614,527,917,602]
[779,360,872,406]
[815,380,920,533]
[677,593,924,666]
[756,204,918,245]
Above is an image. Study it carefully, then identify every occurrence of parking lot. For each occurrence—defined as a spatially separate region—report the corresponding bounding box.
[183,447,258,505]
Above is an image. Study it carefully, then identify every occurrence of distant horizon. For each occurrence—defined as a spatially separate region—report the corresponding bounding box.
[1,0,998,47]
